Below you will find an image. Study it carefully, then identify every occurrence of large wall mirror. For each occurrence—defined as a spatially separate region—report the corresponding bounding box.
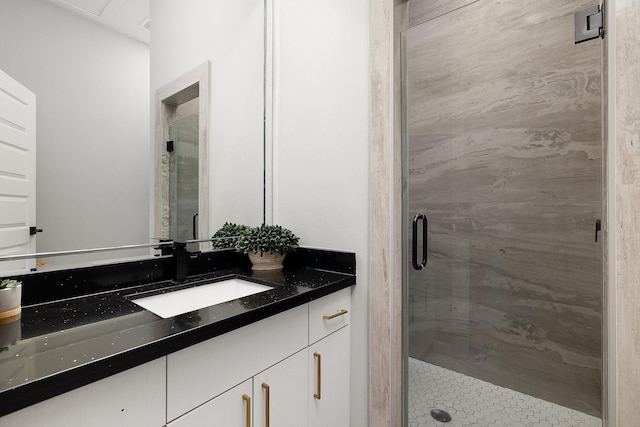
[0,0,269,271]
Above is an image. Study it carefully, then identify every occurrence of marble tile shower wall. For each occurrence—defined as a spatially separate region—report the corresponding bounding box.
[170,113,199,241]
[161,111,199,241]
[406,0,602,417]
[160,98,200,240]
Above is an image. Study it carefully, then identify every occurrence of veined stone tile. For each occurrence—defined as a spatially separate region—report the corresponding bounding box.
[408,0,478,28]
[405,0,602,416]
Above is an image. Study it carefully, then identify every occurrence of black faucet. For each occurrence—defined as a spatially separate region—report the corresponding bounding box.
[154,239,188,281]
[172,241,189,282]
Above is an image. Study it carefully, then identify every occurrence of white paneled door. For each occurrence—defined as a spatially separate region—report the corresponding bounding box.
[0,69,36,273]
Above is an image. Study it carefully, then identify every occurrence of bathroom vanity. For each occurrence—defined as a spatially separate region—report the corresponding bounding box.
[0,248,355,426]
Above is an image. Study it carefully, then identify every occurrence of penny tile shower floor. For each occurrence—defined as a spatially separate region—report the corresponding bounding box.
[408,358,601,427]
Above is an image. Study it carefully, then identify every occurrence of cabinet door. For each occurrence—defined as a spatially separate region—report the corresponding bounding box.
[253,349,308,427]
[308,326,350,427]
[167,304,308,421]
[0,358,166,427]
[168,379,252,427]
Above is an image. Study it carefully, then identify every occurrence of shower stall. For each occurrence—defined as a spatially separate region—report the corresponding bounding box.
[167,112,200,243]
[402,0,603,426]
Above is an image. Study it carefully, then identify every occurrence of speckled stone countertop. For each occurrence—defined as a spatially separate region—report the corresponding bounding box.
[0,248,355,417]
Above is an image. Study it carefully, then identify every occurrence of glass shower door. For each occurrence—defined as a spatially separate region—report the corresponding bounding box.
[404,0,602,425]
[168,113,200,243]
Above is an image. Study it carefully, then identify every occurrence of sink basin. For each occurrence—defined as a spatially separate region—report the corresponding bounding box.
[131,278,272,319]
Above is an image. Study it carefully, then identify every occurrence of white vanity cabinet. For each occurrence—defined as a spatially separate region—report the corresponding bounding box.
[253,349,309,427]
[307,288,352,427]
[309,326,351,427]
[1,358,166,427]
[168,349,308,427]
[166,379,253,427]
[165,304,309,422]
[166,287,352,427]
[309,287,351,344]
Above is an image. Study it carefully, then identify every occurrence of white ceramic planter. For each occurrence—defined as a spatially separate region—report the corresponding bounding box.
[0,284,21,320]
[0,316,21,346]
[248,252,285,271]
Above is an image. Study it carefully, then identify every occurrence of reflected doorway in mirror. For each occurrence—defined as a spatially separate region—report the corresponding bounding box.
[0,69,36,274]
[154,62,210,251]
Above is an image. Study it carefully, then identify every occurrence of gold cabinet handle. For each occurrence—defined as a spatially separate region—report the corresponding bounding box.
[323,309,348,320]
[242,394,251,427]
[262,383,270,427]
[314,352,322,400]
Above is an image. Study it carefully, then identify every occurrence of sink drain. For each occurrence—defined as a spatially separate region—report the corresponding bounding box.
[430,409,452,423]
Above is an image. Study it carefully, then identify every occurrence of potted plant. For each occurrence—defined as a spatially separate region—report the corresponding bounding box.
[235,224,299,271]
[0,279,22,321]
[211,222,250,249]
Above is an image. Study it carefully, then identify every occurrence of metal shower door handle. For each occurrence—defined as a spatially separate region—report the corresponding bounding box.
[412,214,428,270]
[192,213,198,240]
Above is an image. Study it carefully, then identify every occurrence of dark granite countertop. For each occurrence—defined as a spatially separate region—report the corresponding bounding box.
[0,248,356,417]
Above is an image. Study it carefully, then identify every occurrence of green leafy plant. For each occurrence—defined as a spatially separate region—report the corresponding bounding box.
[211,222,250,249]
[235,224,299,256]
[0,279,21,289]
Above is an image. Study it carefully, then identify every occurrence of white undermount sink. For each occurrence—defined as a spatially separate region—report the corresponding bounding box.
[131,278,272,319]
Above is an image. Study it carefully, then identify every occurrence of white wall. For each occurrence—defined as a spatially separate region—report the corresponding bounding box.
[150,0,265,232]
[0,0,150,263]
[152,1,369,422]
[272,0,370,425]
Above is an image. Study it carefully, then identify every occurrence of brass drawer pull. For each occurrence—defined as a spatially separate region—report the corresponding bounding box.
[322,309,348,320]
[314,352,322,400]
[242,394,251,427]
[262,383,270,427]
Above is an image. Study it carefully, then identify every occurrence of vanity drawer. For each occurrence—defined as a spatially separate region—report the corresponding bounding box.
[308,287,351,345]
[166,304,308,422]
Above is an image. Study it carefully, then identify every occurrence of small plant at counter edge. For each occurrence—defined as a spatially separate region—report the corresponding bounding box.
[211,222,251,249]
[235,224,299,256]
[0,279,20,289]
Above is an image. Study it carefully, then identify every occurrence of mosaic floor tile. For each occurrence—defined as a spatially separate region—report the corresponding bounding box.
[408,358,601,427]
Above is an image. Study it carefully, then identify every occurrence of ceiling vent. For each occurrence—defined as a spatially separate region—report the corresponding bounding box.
[45,0,150,44]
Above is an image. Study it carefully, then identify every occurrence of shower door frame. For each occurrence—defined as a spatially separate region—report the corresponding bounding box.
[400,29,410,426]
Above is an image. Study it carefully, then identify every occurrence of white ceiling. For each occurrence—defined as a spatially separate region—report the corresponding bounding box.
[45,0,150,44]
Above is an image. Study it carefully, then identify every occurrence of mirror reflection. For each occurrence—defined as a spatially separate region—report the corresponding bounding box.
[0,0,266,271]
[168,112,200,242]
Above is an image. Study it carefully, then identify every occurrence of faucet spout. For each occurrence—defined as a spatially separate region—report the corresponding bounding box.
[173,242,188,282]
